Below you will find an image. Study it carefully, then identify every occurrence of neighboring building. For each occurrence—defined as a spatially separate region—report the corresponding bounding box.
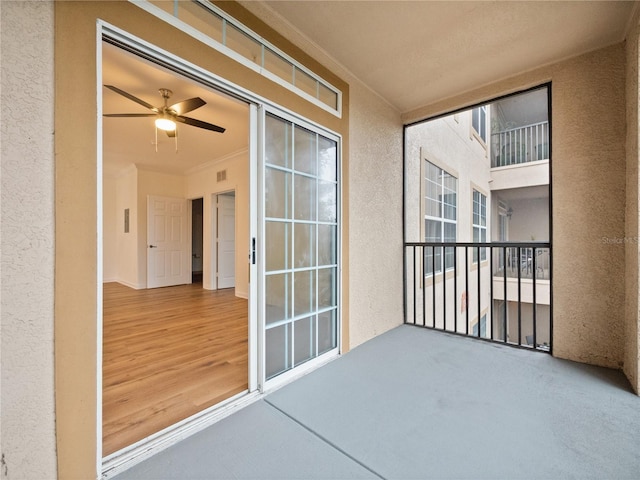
[2,1,640,479]
[405,87,550,348]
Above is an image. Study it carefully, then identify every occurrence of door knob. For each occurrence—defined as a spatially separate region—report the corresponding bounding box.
[149,245,157,248]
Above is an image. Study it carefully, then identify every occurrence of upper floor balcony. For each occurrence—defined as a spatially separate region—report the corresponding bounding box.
[491,121,549,168]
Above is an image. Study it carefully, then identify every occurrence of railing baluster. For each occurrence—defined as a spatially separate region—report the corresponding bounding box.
[477,245,481,337]
[465,246,469,334]
[454,245,458,333]
[443,245,447,331]
[503,246,508,343]
[532,246,537,349]
[489,246,494,340]
[432,245,436,328]
[517,246,522,346]
[420,247,427,327]
[411,245,420,325]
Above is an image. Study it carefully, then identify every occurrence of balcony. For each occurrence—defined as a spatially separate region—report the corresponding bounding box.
[491,121,549,168]
[112,326,640,479]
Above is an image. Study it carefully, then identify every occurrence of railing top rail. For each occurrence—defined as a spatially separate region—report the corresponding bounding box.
[490,120,549,136]
[405,241,551,248]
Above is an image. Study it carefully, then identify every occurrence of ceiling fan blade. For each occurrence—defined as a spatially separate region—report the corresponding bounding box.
[170,97,206,115]
[104,85,159,112]
[176,115,226,133]
[103,113,156,117]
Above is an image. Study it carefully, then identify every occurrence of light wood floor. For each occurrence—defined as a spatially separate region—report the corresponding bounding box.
[102,282,248,456]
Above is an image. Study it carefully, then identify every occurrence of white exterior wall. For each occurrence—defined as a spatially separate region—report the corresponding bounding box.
[405,112,493,334]
[405,111,492,243]
[0,1,58,479]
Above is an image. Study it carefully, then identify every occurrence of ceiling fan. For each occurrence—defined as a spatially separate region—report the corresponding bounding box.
[103,85,226,138]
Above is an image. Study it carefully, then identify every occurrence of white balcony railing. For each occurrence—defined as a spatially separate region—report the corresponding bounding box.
[492,121,549,168]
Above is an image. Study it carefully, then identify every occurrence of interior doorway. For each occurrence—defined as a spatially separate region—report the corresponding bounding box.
[101,41,252,457]
[192,197,203,283]
[216,192,236,290]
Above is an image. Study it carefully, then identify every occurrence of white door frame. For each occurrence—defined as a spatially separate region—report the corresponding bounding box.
[99,21,338,477]
[207,189,237,292]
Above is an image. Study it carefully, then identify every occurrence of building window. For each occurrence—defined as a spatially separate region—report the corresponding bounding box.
[473,190,487,263]
[425,161,457,275]
[472,106,487,143]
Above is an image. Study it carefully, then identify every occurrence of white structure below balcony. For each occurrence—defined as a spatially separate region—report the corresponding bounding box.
[490,159,549,191]
[493,277,550,305]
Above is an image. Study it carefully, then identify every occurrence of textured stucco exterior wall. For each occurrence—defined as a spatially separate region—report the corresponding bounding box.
[347,83,404,348]
[403,44,628,372]
[625,18,640,393]
[0,1,57,479]
[235,0,405,350]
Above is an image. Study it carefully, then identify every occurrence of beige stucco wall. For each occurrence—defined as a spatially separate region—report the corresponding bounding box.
[625,16,640,393]
[54,2,351,478]
[0,1,58,478]
[347,83,404,348]
[404,43,628,373]
[236,0,405,350]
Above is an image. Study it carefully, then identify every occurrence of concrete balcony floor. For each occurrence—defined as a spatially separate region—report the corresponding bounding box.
[115,325,640,479]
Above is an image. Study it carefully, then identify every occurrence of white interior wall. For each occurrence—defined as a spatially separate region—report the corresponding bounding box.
[114,166,139,288]
[186,150,249,297]
[0,1,57,478]
[103,175,118,282]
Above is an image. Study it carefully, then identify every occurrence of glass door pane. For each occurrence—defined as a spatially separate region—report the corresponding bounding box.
[263,112,339,380]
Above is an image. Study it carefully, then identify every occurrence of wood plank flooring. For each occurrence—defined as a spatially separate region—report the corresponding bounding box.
[102,282,248,456]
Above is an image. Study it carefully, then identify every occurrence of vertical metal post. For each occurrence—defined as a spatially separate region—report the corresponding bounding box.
[489,246,494,340]
[517,246,522,346]
[432,246,436,328]
[454,245,458,333]
[443,245,447,330]
[420,246,425,327]
[477,246,481,337]
[532,247,538,348]
[503,246,507,342]
[465,246,469,334]
[412,245,417,325]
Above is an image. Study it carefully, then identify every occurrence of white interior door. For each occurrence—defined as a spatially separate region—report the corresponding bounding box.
[147,195,190,288]
[217,193,236,289]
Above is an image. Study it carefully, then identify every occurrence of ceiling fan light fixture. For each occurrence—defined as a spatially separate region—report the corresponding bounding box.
[155,115,176,132]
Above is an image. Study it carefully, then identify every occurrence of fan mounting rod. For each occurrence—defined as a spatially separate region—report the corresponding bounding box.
[159,88,173,101]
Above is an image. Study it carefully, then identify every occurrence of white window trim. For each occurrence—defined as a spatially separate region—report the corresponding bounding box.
[423,160,457,276]
[472,189,487,263]
[471,105,488,148]
[130,0,343,117]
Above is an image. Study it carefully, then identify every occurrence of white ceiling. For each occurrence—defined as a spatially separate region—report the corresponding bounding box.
[102,43,249,177]
[244,0,637,113]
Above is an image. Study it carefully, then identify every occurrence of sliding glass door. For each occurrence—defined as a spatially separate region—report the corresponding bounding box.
[262,111,340,381]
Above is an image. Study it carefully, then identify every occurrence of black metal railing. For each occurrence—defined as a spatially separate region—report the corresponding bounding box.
[404,242,552,353]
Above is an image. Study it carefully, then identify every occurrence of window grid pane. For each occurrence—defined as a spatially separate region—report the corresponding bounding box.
[265,114,339,380]
[424,161,457,275]
[473,190,487,262]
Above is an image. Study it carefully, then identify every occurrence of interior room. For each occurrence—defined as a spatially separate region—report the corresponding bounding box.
[101,42,251,456]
